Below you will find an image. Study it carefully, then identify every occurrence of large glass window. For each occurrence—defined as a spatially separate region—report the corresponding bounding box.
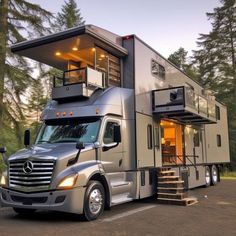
[96,46,121,87]
[35,118,101,144]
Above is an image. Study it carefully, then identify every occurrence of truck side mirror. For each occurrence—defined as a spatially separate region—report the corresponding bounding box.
[113,125,121,143]
[76,142,85,150]
[24,129,30,147]
[0,147,7,153]
[67,142,85,167]
[0,146,8,165]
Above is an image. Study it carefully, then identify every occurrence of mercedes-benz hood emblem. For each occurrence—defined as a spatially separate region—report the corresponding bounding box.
[23,161,34,174]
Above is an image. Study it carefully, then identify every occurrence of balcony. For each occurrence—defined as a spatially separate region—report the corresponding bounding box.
[52,67,105,102]
[152,86,216,124]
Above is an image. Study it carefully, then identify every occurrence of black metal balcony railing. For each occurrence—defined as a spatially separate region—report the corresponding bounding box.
[152,86,216,124]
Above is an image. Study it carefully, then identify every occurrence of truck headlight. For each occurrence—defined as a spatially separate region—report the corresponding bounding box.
[57,174,78,189]
[0,175,6,186]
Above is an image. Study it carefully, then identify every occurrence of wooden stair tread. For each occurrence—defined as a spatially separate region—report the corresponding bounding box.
[159,170,175,174]
[158,192,185,196]
[157,197,198,205]
[158,176,180,179]
[158,180,184,184]
[157,187,184,190]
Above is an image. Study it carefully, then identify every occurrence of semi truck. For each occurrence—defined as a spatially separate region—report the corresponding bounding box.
[0,25,230,220]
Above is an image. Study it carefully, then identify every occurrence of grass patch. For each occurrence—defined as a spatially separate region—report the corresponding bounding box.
[221,171,236,179]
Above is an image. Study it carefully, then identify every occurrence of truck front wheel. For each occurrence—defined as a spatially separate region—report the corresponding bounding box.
[13,207,36,215]
[83,180,105,221]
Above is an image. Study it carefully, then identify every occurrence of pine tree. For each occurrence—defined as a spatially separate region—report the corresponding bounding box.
[28,79,48,122]
[168,47,199,81]
[53,0,85,32]
[193,0,236,168]
[168,47,188,70]
[0,0,53,150]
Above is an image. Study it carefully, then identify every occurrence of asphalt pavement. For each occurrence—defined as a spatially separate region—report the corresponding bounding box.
[0,180,236,236]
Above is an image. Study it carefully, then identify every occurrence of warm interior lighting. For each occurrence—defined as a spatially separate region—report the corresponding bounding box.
[92,48,96,52]
[170,122,174,125]
[100,54,105,58]
[72,47,78,51]
[160,122,163,126]
[58,174,78,189]
[55,51,61,56]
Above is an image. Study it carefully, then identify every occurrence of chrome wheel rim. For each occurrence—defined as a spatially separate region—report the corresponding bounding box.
[89,189,103,215]
[206,169,210,185]
[212,167,218,183]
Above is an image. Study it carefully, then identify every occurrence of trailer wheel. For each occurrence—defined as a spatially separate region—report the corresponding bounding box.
[211,165,218,185]
[83,180,105,221]
[13,208,36,215]
[205,166,211,187]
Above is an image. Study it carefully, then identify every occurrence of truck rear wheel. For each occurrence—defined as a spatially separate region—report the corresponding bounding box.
[205,166,211,187]
[83,180,105,221]
[13,207,36,215]
[211,165,218,185]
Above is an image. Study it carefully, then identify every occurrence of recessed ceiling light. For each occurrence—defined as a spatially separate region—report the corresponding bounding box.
[55,51,61,56]
[72,47,78,51]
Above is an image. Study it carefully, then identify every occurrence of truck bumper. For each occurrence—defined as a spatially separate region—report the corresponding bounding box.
[0,186,86,214]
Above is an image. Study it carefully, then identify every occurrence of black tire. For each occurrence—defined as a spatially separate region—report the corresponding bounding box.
[211,165,218,186]
[13,207,36,215]
[83,180,105,221]
[205,166,211,187]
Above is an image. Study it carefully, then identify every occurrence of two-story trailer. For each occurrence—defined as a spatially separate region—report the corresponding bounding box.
[0,25,230,220]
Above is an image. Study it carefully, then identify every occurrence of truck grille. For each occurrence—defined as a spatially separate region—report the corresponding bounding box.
[9,159,55,191]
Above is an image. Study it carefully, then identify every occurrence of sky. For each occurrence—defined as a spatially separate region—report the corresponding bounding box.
[30,0,220,58]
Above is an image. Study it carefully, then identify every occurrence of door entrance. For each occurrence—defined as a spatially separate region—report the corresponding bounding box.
[161,120,184,165]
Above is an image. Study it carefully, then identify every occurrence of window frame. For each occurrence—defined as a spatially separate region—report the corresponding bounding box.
[151,59,166,80]
[147,124,153,150]
[101,118,121,147]
[217,134,221,147]
[216,105,221,120]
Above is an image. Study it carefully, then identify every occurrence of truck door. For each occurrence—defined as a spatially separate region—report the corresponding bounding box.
[100,118,124,172]
[154,122,162,167]
[193,128,204,164]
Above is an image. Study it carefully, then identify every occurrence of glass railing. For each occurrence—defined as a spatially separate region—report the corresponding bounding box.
[53,67,104,88]
[153,86,216,120]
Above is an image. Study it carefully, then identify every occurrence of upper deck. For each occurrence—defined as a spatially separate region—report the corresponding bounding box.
[11,25,221,124]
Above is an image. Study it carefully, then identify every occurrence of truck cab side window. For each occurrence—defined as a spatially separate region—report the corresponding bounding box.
[103,122,118,144]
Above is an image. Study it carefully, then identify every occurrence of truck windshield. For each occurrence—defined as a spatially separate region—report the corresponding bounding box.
[35,118,101,144]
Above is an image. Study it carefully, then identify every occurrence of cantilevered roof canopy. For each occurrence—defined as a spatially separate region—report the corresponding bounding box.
[11,25,128,71]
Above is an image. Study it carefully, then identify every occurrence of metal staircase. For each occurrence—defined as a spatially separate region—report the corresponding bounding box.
[157,168,198,206]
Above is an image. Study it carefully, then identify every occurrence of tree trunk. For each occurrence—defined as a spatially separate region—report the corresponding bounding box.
[228,19,236,116]
[0,0,8,130]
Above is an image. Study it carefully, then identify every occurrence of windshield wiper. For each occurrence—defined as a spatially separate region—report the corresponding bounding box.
[37,140,51,143]
[51,139,77,143]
